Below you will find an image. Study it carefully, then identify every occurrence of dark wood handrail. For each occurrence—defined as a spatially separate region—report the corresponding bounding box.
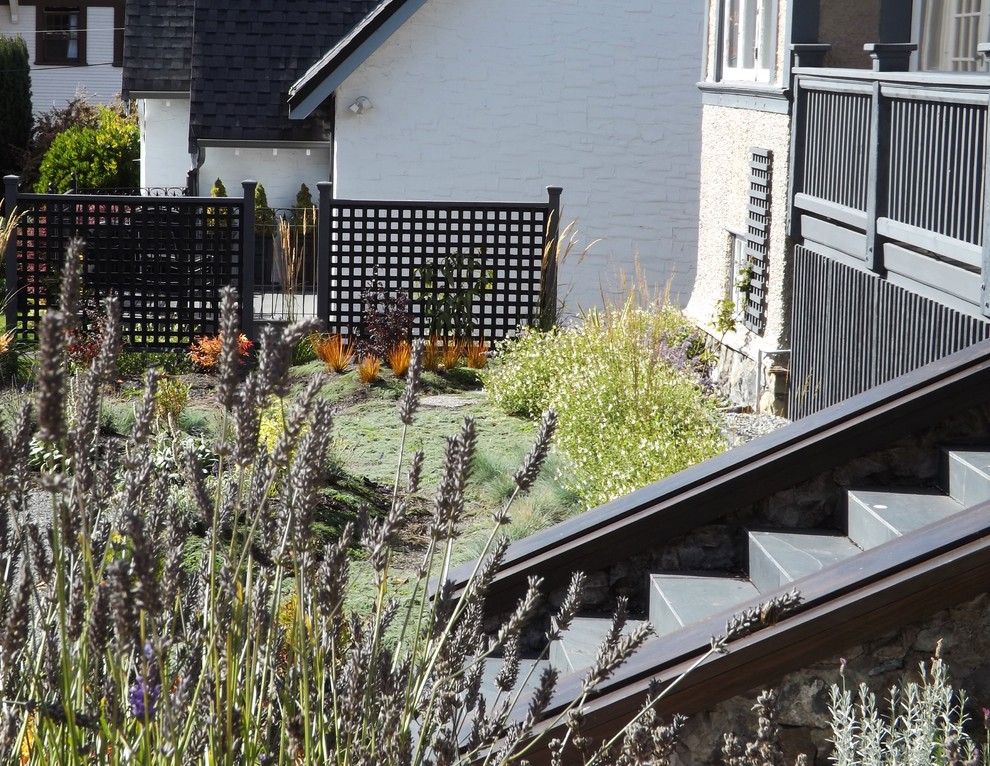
[511,498,990,764]
[449,338,990,613]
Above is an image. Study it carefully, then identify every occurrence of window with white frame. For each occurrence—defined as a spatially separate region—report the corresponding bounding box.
[920,0,990,71]
[721,0,775,82]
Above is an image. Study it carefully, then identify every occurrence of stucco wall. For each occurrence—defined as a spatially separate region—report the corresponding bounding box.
[686,104,791,405]
[0,6,122,114]
[199,146,331,209]
[332,0,704,315]
[138,98,191,190]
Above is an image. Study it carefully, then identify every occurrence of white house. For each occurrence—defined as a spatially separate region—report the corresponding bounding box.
[125,0,704,314]
[0,0,124,114]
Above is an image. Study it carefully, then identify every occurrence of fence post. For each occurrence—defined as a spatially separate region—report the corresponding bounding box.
[3,176,19,334]
[316,181,332,328]
[540,186,562,330]
[241,180,257,338]
[864,79,891,275]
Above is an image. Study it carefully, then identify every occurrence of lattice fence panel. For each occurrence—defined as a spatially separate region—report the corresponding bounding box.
[327,202,547,341]
[13,195,244,349]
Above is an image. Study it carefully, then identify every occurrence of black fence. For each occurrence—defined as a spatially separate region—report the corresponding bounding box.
[323,184,560,342]
[1,176,559,350]
[2,176,254,350]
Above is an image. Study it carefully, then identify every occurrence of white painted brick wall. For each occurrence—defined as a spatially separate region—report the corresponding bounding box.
[333,0,703,315]
[0,6,122,115]
[138,98,191,190]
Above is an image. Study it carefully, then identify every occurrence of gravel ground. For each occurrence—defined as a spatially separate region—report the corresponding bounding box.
[720,410,790,448]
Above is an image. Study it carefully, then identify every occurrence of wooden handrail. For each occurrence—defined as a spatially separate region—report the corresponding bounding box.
[512,498,990,764]
[448,338,990,614]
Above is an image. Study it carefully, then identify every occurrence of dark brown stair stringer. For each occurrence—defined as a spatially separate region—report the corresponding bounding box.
[447,339,990,614]
[505,497,990,764]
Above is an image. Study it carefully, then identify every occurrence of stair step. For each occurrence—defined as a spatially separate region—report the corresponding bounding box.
[943,449,990,508]
[648,574,759,635]
[549,616,646,674]
[748,530,861,592]
[847,489,962,550]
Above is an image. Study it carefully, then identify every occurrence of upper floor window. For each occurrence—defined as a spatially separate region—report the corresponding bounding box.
[37,6,86,65]
[722,0,775,82]
[920,0,989,71]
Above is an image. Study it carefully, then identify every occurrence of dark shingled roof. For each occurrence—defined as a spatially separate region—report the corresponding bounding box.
[188,0,379,143]
[122,0,195,95]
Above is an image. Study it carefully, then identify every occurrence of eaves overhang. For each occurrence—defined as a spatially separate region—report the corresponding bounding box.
[287,0,428,120]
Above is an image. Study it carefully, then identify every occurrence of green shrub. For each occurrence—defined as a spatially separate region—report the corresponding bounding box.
[484,300,722,507]
[34,106,139,193]
[481,326,567,417]
[0,35,31,176]
[118,350,195,376]
[20,95,103,188]
[154,376,190,422]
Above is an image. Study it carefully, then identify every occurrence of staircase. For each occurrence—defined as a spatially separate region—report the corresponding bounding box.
[544,447,990,673]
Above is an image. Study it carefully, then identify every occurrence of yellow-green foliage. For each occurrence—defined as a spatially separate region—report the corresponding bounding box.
[483,300,722,508]
[35,106,139,192]
[154,377,190,423]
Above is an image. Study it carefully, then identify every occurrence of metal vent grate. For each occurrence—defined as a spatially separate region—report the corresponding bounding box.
[744,148,772,335]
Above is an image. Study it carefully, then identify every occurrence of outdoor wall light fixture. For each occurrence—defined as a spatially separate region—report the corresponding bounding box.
[348,96,373,114]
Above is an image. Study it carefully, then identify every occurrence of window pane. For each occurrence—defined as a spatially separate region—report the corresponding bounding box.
[726,0,740,69]
[920,0,988,71]
[42,7,81,62]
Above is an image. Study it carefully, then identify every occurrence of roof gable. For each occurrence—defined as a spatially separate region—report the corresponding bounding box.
[287,0,428,119]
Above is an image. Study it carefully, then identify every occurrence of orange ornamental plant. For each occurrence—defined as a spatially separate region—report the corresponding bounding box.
[386,341,412,377]
[188,332,252,371]
[439,338,464,371]
[422,336,442,373]
[465,338,488,369]
[310,333,355,373]
[357,354,381,384]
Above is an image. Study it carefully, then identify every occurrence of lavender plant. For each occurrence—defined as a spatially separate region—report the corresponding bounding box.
[0,248,800,764]
[829,651,980,766]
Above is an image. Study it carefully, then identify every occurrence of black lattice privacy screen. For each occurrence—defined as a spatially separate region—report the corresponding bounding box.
[12,196,244,349]
[326,202,547,341]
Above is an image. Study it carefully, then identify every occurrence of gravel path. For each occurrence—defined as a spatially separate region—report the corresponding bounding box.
[720,410,790,448]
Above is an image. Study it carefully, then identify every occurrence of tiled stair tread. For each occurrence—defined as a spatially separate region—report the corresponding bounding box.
[749,530,861,592]
[944,449,990,507]
[549,616,646,673]
[847,489,963,549]
[648,574,759,635]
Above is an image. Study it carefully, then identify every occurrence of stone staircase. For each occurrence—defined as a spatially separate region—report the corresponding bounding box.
[534,447,990,675]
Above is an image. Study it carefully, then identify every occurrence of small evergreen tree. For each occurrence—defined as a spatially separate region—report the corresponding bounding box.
[292,182,317,227]
[254,182,275,234]
[0,36,32,176]
[210,177,227,197]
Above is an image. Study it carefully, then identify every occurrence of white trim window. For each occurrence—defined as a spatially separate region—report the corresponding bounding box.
[921,0,990,71]
[721,0,775,82]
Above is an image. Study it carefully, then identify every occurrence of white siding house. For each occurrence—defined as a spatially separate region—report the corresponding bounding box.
[297,0,705,315]
[0,2,123,114]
